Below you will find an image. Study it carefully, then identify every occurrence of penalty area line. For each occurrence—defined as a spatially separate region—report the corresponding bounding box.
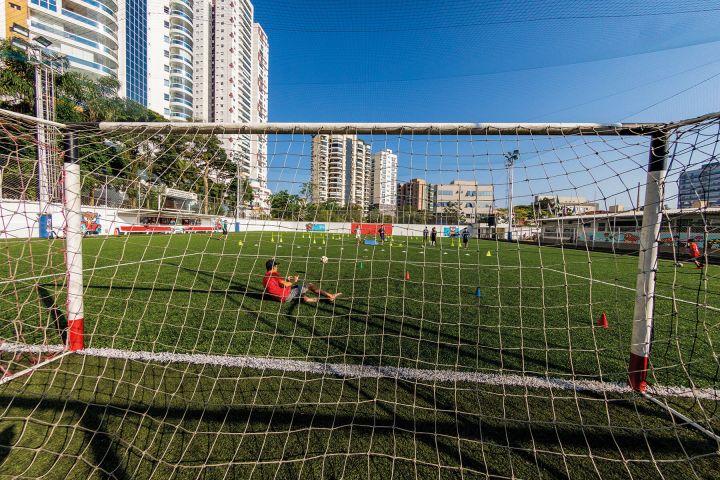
[2,343,715,400]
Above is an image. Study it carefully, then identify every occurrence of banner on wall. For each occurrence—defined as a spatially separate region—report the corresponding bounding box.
[351,223,393,235]
[305,223,326,232]
[443,226,461,237]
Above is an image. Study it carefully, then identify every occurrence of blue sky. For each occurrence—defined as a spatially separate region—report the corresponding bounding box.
[254,0,720,207]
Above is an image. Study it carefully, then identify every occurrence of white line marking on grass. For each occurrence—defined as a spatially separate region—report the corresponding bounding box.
[544,267,720,313]
[0,252,207,286]
[2,343,717,400]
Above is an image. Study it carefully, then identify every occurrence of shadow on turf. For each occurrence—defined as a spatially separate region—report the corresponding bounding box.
[0,424,15,467]
[36,284,67,345]
[1,387,716,479]
[81,264,578,378]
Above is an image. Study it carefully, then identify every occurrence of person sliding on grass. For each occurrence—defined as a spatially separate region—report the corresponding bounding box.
[688,239,704,269]
[262,259,342,304]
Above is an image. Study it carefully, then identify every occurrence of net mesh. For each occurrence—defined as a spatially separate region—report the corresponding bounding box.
[1,111,719,478]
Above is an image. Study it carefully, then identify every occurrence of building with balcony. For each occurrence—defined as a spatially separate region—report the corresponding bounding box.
[249,22,269,209]
[192,0,271,214]
[311,135,374,210]
[397,178,431,212]
[370,149,398,213]
[2,0,119,77]
[118,0,194,118]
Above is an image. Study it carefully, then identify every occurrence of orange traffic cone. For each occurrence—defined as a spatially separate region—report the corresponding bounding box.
[598,312,608,329]
[405,271,411,281]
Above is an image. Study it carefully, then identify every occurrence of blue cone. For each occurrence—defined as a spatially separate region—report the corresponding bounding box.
[475,287,482,297]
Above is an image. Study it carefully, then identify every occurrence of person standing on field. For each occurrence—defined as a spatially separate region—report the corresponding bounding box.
[423,226,429,244]
[430,227,437,246]
[462,228,470,249]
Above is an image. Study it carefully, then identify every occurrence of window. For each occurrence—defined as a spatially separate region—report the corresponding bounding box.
[164,21,170,28]
[164,65,170,72]
[9,2,21,10]
[466,191,477,197]
[164,79,170,86]
[164,50,169,57]
[164,35,170,43]
[465,203,475,209]
[164,94,170,101]
[163,6,169,13]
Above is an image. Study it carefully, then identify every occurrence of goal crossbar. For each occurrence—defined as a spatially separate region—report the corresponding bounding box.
[94,121,659,136]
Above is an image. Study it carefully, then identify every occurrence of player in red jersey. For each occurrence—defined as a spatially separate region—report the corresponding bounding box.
[688,240,704,269]
[262,259,342,303]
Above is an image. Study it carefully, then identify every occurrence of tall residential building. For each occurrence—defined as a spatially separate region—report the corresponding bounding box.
[678,162,720,208]
[433,180,494,223]
[346,137,371,210]
[312,134,348,205]
[249,22,269,206]
[370,149,398,213]
[2,0,119,77]
[397,178,431,211]
[120,0,194,119]
[311,134,373,209]
[192,0,271,209]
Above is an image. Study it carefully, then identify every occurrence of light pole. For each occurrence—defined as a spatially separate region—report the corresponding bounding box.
[504,150,519,241]
[11,35,65,233]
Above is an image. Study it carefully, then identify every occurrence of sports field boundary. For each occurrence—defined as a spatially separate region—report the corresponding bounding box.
[2,342,718,400]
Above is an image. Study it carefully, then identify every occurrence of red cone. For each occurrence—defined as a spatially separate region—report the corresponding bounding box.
[598,312,608,329]
[405,271,411,281]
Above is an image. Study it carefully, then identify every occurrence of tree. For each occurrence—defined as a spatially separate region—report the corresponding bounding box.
[299,181,315,203]
[190,135,229,215]
[439,202,464,225]
[269,190,301,219]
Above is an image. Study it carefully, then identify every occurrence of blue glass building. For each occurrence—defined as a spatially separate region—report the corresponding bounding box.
[125,0,147,106]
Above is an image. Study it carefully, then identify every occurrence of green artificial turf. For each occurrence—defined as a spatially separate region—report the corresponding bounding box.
[1,232,719,478]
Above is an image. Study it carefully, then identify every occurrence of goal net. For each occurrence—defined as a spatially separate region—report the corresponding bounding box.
[1,110,719,478]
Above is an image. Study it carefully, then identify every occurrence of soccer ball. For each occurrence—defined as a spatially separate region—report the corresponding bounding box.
[320,255,329,264]
[676,262,683,267]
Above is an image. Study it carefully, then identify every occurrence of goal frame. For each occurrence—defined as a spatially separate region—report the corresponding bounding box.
[5,106,718,395]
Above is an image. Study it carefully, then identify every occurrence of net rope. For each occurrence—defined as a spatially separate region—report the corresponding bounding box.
[1,110,720,477]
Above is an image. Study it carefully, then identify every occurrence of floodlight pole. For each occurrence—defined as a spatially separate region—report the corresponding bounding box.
[63,132,84,351]
[505,150,519,241]
[628,132,668,392]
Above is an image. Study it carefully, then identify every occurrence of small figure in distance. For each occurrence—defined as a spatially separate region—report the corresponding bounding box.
[423,226,429,244]
[355,227,362,245]
[688,239,704,269]
[462,227,470,249]
[222,219,229,237]
[378,224,385,245]
[262,259,342,304]
[430,227,437,247]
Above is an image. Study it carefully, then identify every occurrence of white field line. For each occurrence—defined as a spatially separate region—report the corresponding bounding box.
[544,267,720,313]
[0,251,207,286]
[1,343,718,401]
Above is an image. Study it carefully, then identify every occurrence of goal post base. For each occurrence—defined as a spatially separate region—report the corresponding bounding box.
[629,353,649,392]
[67,319,85,351]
